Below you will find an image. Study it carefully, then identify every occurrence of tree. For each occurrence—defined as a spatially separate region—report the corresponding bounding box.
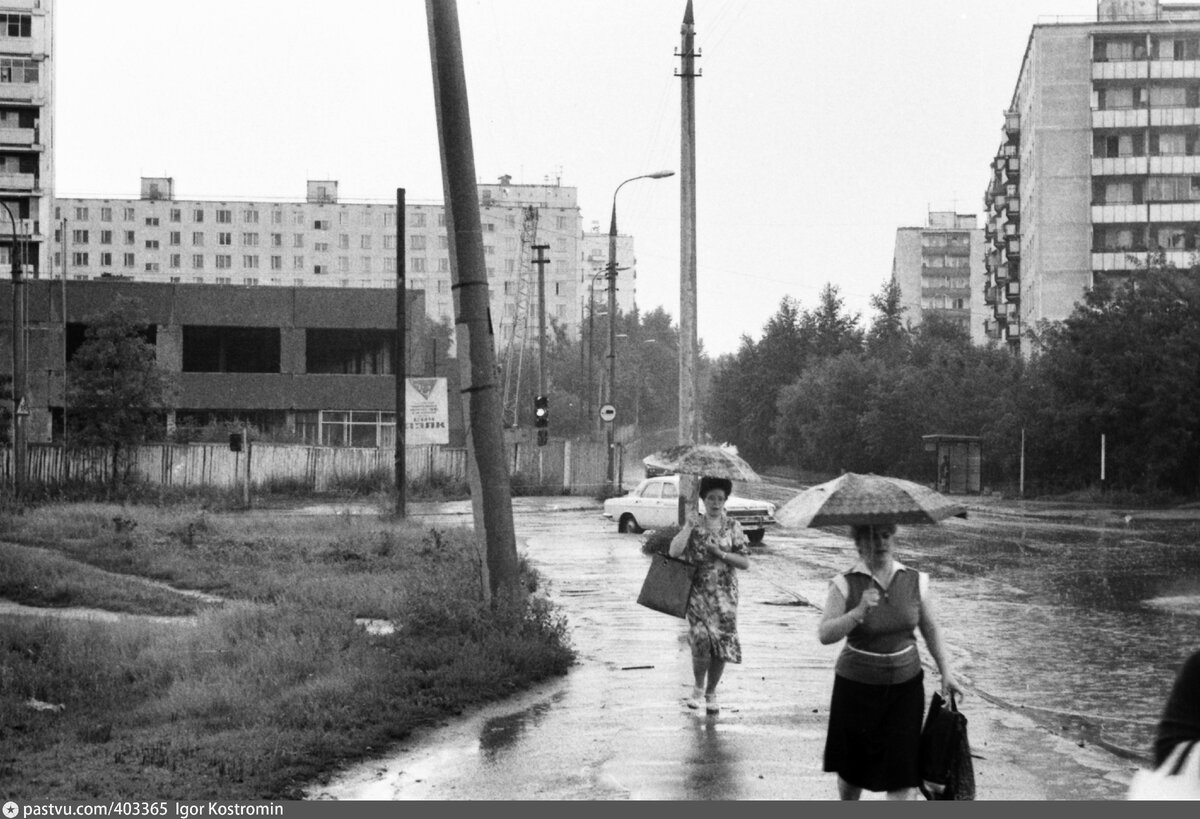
[67,296,177,485]
[866,277,910,362]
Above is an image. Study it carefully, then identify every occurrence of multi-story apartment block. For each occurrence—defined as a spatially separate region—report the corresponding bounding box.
[0,0,53,280]
[892,211,985,341]
[985,0,1200,353]
[580,228,638,319]
[53,174,587,346]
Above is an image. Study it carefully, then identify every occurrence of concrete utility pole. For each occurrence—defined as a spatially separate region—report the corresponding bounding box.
[677,0,699,449]
[532,244,549,401]
[426,0,519,601]
[676,0,700,525]
[2,201,25,498]
[394,188,407,517]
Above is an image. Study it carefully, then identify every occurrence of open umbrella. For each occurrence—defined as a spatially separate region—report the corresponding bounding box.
[642,444,762,482]
[776,472,967,529]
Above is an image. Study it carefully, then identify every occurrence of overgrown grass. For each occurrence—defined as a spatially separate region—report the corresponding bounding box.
[0,503,575,799]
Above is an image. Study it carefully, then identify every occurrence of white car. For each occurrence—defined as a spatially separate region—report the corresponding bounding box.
[602,474,777,543]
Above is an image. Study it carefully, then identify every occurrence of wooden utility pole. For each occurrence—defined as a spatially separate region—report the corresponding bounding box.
[394,188,407,517]
[426,0,518,602]
[677,0,699,449]
[676,0,700,525]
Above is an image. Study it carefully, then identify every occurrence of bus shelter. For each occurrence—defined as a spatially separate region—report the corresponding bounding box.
[922,434,982,495]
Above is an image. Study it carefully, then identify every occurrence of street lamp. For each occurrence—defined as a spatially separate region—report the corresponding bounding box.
[1,200,23,499]
[606,170,673,492]
[584,268,607,431]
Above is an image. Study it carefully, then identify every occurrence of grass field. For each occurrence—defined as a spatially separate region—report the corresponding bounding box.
[0,502,575,799]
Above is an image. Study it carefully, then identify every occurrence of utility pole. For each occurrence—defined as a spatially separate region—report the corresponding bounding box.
[3,201,25,499]
[426,0,519,602]
[532,244,549,404]
[676,0,700,524]
[394,188,407,517]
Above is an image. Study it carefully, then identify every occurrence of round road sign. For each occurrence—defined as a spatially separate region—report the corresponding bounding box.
[598,403,617,422]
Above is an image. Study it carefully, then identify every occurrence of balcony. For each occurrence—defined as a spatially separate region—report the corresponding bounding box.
[1149,60,1200,79]
[1092,156,1148,176]
[0,82,43,103]
[1005,280,1021,300]
[0,126,36,147]
[1150,107,1200,127]
[1149,155,1200,174]
[1004,110,1021,135]
[1149,202,1200,221]
[1006,236,1021,257]
[0,171,35,190]
[1092,108,1149,129]
[1092,203,1148,222]
[1005,321,1022,341]
[1092,61,1149,80]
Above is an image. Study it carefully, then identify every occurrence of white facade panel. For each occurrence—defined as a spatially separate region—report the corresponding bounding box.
[1091,108,1148,128]
[1092,156,1148,175]
[1149,155,1200,174]
[1092,204,1148,222]
[1092,61,1149,80]
[1150,108,1200,126]
[1149,60,1200,78]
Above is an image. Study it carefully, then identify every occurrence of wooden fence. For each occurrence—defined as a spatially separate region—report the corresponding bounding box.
[0,437,614,495]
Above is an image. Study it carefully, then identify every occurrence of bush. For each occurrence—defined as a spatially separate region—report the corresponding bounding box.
[641,525,680,556]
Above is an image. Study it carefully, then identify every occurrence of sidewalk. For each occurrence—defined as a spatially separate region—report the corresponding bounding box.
[308,497,1140,801]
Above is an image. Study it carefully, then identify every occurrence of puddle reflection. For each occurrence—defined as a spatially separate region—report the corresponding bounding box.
[685,718,742,800]
[478,694,561,760]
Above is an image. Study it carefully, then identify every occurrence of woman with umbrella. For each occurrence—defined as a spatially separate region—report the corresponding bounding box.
[779,473,966,800]
[668,474,751,714]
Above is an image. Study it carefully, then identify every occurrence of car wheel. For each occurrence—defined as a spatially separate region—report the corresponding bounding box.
[747,529,765,544]
[618,514,643,534]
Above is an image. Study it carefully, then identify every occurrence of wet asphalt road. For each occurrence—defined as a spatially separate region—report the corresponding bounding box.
[307,492,1144,801]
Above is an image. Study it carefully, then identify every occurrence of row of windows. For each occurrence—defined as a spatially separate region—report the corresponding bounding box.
[1093,224,1200,251]
[1094,36,1200,63]
[0,57,38,84]
[0,13,32,38]
[1091,132,1200,158]
[62,205,575,233]
[1093,175,1200,204]
[1093,85,1200,110]
[919,234,970,249]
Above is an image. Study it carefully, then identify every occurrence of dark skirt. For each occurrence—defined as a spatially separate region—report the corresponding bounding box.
[823,670,924,792]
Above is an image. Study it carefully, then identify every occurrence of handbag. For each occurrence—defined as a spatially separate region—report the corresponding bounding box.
[1127,739,1200,800]
[918,691,976,800]
[636,553,697,618]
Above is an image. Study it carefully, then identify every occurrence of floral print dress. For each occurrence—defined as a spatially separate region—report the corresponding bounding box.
[682,516,750,663]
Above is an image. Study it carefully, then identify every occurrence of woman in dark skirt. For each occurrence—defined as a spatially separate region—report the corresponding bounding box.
[817,522,964,800]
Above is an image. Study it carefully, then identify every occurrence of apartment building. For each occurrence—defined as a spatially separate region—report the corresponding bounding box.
[0,0,53,280]
[891,211,985,341]
[985,0,1200,353]
[52,175,587,345]
[580,228,638,318]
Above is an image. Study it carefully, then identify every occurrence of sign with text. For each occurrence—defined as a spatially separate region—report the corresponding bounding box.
[406,377,450,445]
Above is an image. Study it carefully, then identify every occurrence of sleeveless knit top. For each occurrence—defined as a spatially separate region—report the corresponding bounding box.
[831,561,926,685]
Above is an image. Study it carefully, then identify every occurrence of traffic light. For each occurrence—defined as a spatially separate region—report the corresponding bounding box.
[229,432,243,452]
[534,394,549,446]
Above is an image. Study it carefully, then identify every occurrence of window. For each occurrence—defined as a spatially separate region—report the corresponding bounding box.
[192,254,204,269]
[216,277,231,285]
[75,207,88,220]
[383,235,395,249]
[170,277,181,284]
[145,263,160,272]
[293,255,305,269]
[384,258,395,273]
[439,236,449,250]
[556,216,567,230]
[1154,133,1188,155]
[271,233,283,247]
[218,232,232,246]
[216,209,232,223]
[314,219,331,230]
[100,207,112,222]
[72,229,88,243]
[99,252,111,266]
[193,209,205,223]
[410,235,426,250]
[339,233,350,249]
[243,278,259,286]
[215,255,232,269]
[338,212,349,226]
[123,207,135,221]
[483,222,495,232]
[242,232,259,246]
[271,210,283,225]
[437,212,446,227]
[1151,86,1187,108]
[192,232,205,246]
[170,209,182,223]
[315,242,330,252]
[270,255,282,270]
[293,234,304,247]
[0,13,33,38]
[359,212,371,226]
[411,257,426,273]
[243,255,259,269]
[145,240,160,249]
[293,212,304,225]
[243,210,259,224]
[361,257,372,273]
[145,217,160,227]
[314,264,328,275]
[165,230,179,246]
[361,235,371,249]
[0,57,38,83]
[170,254,181,268]
[411,212,425,228]
[123,253,135,267]
[438,258,450,272]
[505,237,517,251]
[385,212,398,227]
[338,256,349,272]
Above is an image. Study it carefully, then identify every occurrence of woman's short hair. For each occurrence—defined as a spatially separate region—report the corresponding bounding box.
[850,523,897,541]
[698,475,733,499]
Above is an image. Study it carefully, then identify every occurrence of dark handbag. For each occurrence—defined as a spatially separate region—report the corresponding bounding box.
[636,553,697,618]
[918,691,976,800]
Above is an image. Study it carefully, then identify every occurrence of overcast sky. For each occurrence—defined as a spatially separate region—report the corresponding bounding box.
[54,0,1100,357]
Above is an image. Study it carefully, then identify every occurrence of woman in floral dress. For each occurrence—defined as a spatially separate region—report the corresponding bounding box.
[668,475,751,714]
